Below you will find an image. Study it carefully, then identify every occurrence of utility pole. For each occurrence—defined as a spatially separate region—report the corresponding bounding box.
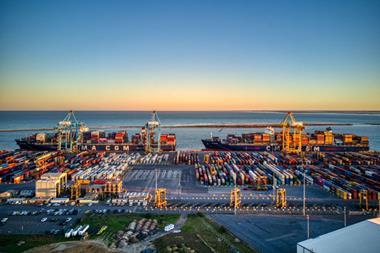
[303,165,306,216]
[234,183,237,216]
[344,206,347,227]
[155,168,158,191]
[178,171,181,198]
[306,215,310,239]
[273,174,276,202]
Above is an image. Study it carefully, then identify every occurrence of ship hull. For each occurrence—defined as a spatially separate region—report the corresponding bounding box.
[16,140,59,151]
[16,140,175,152]
[202,139,369,152]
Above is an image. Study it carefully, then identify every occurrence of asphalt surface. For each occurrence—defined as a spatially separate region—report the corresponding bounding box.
[0,182,35,192]
[209,214,372,253]
[124,164,206,194]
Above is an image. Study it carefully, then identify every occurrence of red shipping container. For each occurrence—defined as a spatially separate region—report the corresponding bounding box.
[93,179,107,185]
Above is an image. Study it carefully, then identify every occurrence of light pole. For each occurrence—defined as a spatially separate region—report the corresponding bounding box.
[307,215,310,239]
[344,206,347,227]
[155,168,158,191]
[178,171,181,198]
[273,174,276,202]
[234,183,237,216]
[303,166,306,216]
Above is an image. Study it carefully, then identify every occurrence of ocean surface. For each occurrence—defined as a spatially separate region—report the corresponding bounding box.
[0,111,379,151]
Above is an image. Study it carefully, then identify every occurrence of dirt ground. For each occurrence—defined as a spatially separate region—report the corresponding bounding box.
[23,240,123,253]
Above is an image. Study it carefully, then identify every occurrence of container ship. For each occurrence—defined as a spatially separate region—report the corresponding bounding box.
[202,131,369,152]
[202,112,369,153]
[16,111,176,153]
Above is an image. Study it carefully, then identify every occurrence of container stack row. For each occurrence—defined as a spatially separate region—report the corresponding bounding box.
[193,152,299,187]
[175,151,200,165]
[0,150,65,184]
[185,151,380,201]
[304,152,380,200]
[70,153,129,182]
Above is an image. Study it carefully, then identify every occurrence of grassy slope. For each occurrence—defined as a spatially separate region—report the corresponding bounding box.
[0,213,179,253]
[0,235,72,253]
[154,214,257,253]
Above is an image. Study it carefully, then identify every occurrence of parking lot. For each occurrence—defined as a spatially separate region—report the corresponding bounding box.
[0,208,77,235]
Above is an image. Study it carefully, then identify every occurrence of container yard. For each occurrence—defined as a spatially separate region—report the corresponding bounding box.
[0,150,65,184]
[176,150,380,205]
[0,151,175,185]
[1,148,379,210]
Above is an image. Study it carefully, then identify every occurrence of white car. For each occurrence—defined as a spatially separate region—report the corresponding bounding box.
[41,217,48,222]
[1,218,8,223]
[164,224,174,232]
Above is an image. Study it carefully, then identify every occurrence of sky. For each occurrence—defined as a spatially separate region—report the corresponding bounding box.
[0,0,379,111]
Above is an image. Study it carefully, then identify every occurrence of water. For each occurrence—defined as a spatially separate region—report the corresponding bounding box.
[0,111,379,151]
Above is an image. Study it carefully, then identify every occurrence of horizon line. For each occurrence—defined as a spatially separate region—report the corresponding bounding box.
[1,109,380,113]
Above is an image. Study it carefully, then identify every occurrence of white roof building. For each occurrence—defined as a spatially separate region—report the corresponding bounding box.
[297,218,380,253]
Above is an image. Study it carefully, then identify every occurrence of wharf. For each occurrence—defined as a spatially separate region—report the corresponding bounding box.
[0,122,352,132]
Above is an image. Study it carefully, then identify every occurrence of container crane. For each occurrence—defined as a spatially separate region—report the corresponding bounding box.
[145,111,161,153]
[230,187,242,211]
[56,111,89,152]
[153,168,167,208]
[280,112,304,154]
[154,188,167,208]
[275,188,287,208]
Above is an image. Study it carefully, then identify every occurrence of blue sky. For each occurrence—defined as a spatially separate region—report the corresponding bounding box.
[0,0,379,110]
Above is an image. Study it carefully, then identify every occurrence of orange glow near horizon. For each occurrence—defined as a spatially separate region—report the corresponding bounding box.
[1,77,379,111]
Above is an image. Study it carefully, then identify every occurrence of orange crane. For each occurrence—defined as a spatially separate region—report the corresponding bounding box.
[280,112,304,154]
[154,188,167,208]
[230,187,242,209]
[70,179,90,200]
[153,168,167,208]
[276,188,287,208]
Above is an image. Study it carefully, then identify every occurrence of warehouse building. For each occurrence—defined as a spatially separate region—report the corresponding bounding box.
[297,218,380,253]
[35,172,67,199]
